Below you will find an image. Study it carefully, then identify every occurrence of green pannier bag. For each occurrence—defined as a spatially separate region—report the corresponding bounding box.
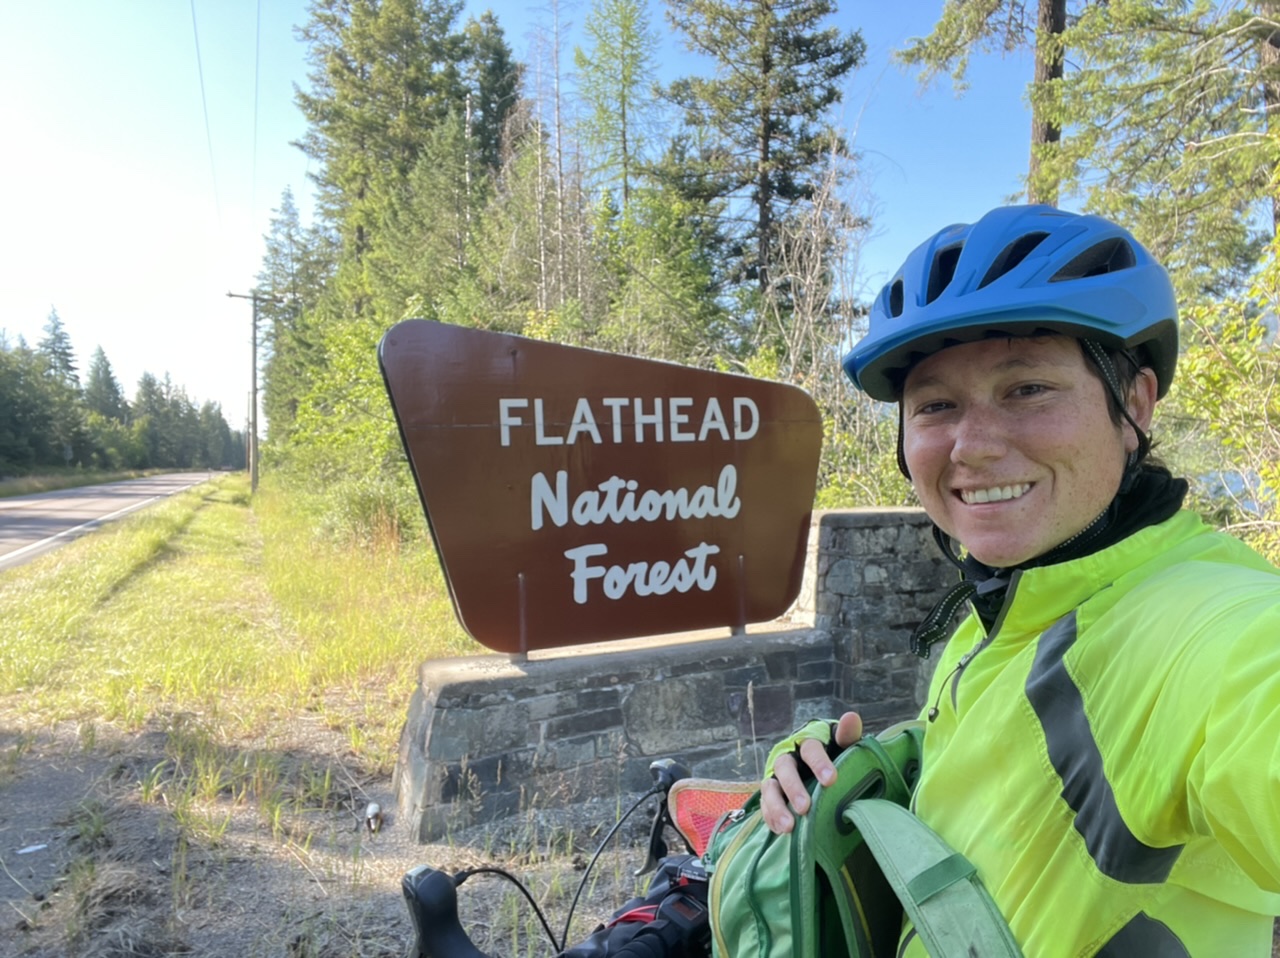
[703,721,1023,958]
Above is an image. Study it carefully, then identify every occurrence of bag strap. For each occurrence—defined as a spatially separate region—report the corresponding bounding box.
[844,799,1024,958]
[846,733,913,806]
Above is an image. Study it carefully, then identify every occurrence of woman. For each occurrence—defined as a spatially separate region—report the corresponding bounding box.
[762,205,1280,956]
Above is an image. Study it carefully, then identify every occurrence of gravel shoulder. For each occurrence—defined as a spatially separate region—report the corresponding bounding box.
[1,712,649,958]
[5,712,1276,957]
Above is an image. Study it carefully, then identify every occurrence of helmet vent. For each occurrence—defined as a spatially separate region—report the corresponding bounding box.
[889,279,904,317]
[925,245,962,304]
[1050,237,1137,281]
[977,232,1049,289]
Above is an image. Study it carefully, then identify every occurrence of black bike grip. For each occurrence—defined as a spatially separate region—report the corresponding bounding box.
[402,866,492,958]
[609,923,676,958]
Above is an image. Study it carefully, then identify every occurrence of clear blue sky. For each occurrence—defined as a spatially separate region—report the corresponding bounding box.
[0,1,1033,431]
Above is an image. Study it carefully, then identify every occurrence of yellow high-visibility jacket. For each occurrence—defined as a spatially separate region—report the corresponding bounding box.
[900,510,1280,957]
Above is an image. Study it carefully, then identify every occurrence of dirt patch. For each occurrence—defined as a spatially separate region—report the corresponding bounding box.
[1,718,651,958]
[5,719,1278,956]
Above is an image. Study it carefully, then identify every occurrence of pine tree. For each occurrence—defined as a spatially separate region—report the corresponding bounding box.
[295,0,468,285]
[461,11,522,175]
[662,0,865,319]
[198,401,236,469]
[594,183,734,363]
[83,346,128,423]
[574,0,663,207]
[34,308,88,465]
[256,189,335,445]
[441,121,558,334]
[899,1,1280,297]
[897,0,1066,205]
[131,372,168,467]
[0,343,50,470]
[374,112,487,322]
[286,0,483,491]
[38,307,78,388]
[1047,0,1280,297]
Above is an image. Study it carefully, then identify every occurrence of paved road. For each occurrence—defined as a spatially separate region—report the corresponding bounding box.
[0,472,217,572]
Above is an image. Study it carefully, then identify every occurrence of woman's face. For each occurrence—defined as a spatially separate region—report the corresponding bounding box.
[901,336,1153,568]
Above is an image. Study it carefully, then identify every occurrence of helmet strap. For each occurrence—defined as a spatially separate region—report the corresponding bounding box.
[895,405,911,480]
[1080,338,1151,478]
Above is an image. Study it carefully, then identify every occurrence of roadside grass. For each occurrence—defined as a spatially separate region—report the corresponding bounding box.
[0,470,478,857]
[0,472,476,762]
[0,468,178,499]
[252,477,480,772]
[0,470,642,955]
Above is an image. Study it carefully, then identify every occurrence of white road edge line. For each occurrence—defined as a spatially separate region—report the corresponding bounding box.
[0,496,163,562]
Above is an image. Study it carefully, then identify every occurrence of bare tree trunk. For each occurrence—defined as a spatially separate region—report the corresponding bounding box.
[464,92,473,229]
[552,0,568,307]
[1029,0,1066,206]
[534,56,549,313]
[757,43,774,305]
[758,120,772,303]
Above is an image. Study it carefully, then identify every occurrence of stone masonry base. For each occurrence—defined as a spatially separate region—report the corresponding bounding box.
[395,509,949,842]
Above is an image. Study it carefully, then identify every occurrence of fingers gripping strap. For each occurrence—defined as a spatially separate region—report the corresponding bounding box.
[845,799,1025,958]
[847,733,912,804]
[763,719,837,780]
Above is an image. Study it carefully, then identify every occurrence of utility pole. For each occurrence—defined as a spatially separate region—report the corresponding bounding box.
[226,291,282,493]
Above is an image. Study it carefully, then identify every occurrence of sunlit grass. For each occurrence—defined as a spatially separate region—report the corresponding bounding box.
[0,469,495,951]
[0,471,478,775]
[254,477,480,770]
[0,467,178,499]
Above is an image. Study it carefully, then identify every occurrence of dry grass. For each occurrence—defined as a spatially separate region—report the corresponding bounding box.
[0,473,634,957]
[0,468,164,499]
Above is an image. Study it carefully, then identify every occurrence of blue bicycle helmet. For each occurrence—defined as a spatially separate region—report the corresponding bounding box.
[843,205,1179,402]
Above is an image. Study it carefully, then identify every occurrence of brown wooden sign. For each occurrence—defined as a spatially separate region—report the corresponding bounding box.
[378,320,823,654]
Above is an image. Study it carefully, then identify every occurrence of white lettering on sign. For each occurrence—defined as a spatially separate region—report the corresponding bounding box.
[499,394,760,610]
[530,465,741,531]
[564,542,720,604]
[568,398,603,444]
[498,398,528,447]
[496,396,760,446]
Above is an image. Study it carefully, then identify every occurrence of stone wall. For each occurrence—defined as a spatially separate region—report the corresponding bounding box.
[793,509,952,724]
[395,508,950,842]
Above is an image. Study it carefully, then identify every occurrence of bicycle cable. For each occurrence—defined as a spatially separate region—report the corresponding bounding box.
[454,866,561,951]
[559,784,664,952]
[451,783,663,955]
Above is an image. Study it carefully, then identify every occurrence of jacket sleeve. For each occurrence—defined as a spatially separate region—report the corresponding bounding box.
[1185,594,1280,892]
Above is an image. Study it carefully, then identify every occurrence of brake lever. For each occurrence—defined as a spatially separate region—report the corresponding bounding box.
[635,758,691,876]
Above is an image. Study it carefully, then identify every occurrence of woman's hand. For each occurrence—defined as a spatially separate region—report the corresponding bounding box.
[761,711,863,834]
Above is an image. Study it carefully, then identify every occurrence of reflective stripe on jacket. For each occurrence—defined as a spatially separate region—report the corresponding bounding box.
[900,510,1280,957]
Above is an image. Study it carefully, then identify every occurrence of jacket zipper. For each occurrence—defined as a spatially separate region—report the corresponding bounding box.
[948,570,1023,713]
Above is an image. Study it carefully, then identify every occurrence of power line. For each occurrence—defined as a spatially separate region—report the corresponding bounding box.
[252,0,262,219]
[189,0,222,226]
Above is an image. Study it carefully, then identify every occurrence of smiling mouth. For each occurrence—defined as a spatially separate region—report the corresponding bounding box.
[959,483,1033,505]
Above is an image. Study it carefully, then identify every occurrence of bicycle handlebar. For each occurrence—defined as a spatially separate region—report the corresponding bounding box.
[609,927,685,958]
[612,892,710,958]
[403,863,709,958]
[403,758,706,958]
[402,865,491,958]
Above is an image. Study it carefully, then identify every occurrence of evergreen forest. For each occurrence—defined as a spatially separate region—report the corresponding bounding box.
[256,0,1280,562]
[0,309,244,474]
[19,0,1280,562]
